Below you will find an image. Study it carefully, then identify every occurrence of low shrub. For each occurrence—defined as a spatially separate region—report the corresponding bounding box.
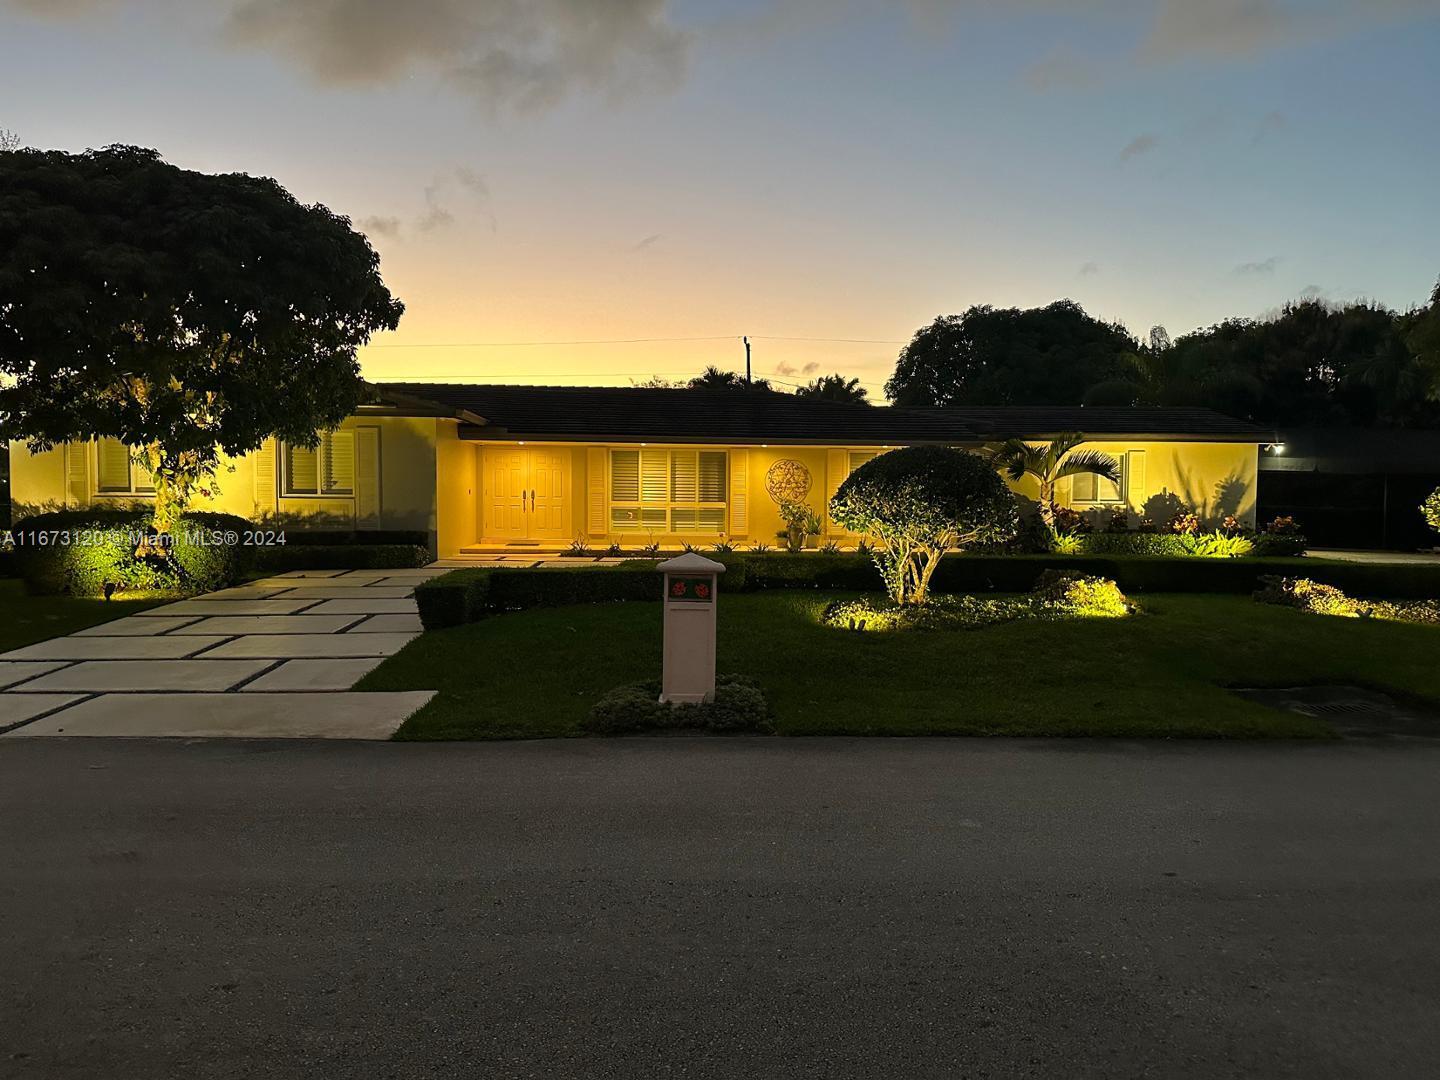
[254,543,431,572]
[823,594,1036,632]
[416,564,704,629]
[414,569,492,629]
[823,571,1132,632]
[1423,488,1440,538]
[487,566,663,610]
[9,508,255,596]
[1032,570,1132,617]
[584,673,773,734]
[1255,576,1440,625]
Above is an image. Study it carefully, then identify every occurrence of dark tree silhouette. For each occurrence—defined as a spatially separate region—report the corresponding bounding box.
[794,373,870,404]
[885,300,1138,407]
[0,145,404,535]
[687,365,774,392]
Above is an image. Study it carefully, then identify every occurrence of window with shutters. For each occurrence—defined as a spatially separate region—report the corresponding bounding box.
[848,451,878,474]
[1071,457,1127,504]
[609,449,727,532]
[93,439,155,496]
[282,431,355,496]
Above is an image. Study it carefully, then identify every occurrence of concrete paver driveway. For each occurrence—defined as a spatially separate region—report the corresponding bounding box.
[0,568,444,738]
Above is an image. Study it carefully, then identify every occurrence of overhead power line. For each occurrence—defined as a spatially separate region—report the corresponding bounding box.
[367,333,906,349]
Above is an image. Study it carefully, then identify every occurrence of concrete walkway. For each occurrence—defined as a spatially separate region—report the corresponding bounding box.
[0,568,447,739]
[1311,547,1440,565]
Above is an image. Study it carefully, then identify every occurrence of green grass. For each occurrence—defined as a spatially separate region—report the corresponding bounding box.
[358,592,1440,741]
[0,578,166,653]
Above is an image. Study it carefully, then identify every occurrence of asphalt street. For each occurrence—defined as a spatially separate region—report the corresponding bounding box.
[3,736,1438,1079]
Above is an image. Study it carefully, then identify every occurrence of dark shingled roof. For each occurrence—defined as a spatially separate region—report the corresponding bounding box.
[926,406,1276,441]
[375,383,1272,444]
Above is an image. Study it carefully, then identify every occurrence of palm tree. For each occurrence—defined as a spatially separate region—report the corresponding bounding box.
[687,365,773,392]
[794,373,870,404]
[991,432,1120,529]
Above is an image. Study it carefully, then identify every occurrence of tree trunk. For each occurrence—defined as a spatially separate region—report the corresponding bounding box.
[1038,478,1056,529]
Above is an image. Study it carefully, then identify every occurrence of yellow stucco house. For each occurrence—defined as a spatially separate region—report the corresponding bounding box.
[7,384,1274,557]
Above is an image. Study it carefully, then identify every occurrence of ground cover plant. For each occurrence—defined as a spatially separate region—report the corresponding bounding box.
[360,590,1440,741]
[1255,576,1440,625]
[585,674,773,734]
[821,571,1131,632]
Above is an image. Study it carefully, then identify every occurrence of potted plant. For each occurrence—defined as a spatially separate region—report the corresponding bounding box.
[778,502,823,553]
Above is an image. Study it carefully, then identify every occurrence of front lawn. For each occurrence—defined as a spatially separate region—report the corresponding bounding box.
[359,592,1440,740]
[0,578,165,653]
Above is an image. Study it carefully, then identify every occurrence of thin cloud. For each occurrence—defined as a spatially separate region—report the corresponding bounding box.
[1235,256,1280,276]
[415,166,495,234]
[1078,261,1101,277]
[2,0,691,114]
[1119,133,1159,162]
[631,233,663,252]
[222,0,691,114]
[358,215,403,240]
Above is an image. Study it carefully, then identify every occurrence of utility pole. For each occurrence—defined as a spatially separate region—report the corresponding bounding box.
[743,336,751,386]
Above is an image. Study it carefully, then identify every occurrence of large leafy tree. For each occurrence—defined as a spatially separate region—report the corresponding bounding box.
[0,146,403,536]
[794,373,870,404]
[885,300,1138,407]
[830,446,1017,604]
[1089,294,1440,428]
[991,433,1120,530]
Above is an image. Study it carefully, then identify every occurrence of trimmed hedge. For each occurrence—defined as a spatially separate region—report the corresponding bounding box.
[254,543,431,572]
[277,529,430,547]
[417,565,689,629]
[415,551,1440,630]
[584,674,773,734]
[9,508,256,596]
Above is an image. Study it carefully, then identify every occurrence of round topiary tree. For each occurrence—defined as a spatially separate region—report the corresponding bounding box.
[830,445,1018,604]
[1423,486,1440,540]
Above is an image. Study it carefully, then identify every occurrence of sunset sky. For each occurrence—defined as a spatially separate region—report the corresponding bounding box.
[3,0,1439,399]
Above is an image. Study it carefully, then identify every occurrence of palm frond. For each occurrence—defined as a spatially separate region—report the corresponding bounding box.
[1056,449,1121,482]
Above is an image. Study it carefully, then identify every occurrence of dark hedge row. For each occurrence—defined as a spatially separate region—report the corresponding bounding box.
[415,551,1440,629]
[254,544,431,571]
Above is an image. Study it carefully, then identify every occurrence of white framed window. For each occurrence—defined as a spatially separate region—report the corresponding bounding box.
[93,439,155,496]
[1071,457,1126,504]
[610,448,727,533]
[283,430,355,496]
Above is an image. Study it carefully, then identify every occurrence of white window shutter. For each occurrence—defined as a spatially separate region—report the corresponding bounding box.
[587,447,607,535]
[66,442,91,506]
[728,450,748,536]
[826,448,847,532]
[253,439,278,520]
[640,450,668,504]
[1126,450,1147,508]
[95,439,132,492]
[325,430,356,495]
[355,427,381,528]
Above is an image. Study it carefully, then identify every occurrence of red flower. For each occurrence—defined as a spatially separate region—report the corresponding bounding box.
[695,583,710,599]
[671,581,686,597]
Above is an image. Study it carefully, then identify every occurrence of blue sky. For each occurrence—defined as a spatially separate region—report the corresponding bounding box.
[2,0,1438,395]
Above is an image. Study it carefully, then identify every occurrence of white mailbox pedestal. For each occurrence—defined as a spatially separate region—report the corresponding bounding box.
[657,552,726,704]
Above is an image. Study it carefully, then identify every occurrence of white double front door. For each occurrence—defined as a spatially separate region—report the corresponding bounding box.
[483,447,569,541]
